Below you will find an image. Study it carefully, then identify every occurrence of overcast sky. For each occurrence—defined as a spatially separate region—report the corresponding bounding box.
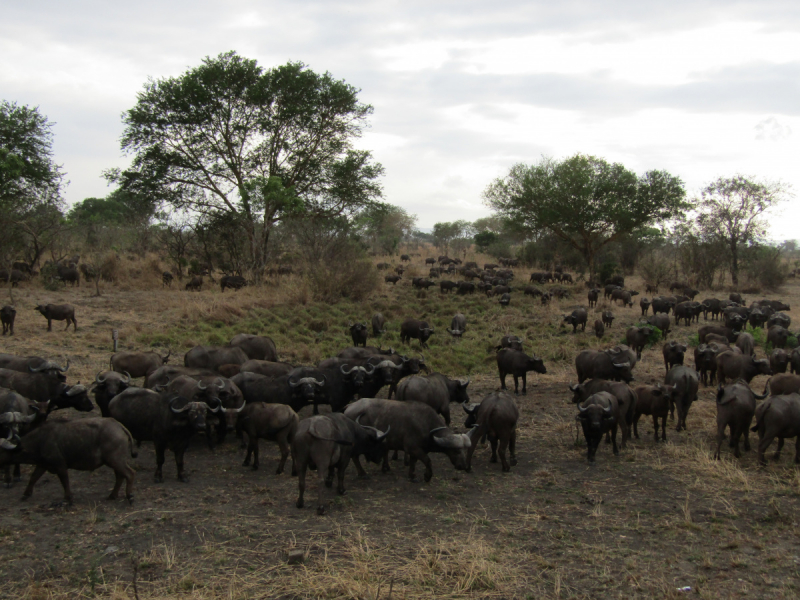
[3,1,798,238]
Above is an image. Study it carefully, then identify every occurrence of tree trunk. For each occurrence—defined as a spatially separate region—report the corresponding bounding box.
[730,240,739,286]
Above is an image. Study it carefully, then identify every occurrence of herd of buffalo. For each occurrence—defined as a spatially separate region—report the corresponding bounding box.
[1,258,799,516]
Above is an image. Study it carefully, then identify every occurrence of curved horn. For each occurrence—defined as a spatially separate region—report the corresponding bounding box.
[568,384,579,392]
[578,404,588,413]
[66,384,86,396]
[95,371,107,384]
[29,362,47,373]
[161,349,171,363]
[462,403,479,415]
[313,376,326,387]
[169,396,190,413]
[364,363,375,375]
[59,359,70,373]
[197,380,207,391]
[429,426,447,436]
[288,377,301,388]
[122,371,131,384]
[603,405,612,414]
[612,362,630,368]
[154,383,166,393]
[340,364,355,376]
[215,377,225,390]
[204,399,222,413]
[0,432,17,450]
[433,432,470,449]
[459,378,470,388]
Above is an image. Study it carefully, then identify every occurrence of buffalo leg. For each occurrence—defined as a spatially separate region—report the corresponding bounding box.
[649,414,657,442]
[660,415,667,442]
[512,375,519,395]
[499,371,507,390]
[276,435,290,475]
[757,433,776,465]
[154,442,166,483]
[243,437,256,468]
[633,414,641,439]
[391,450,399,461]
[611,424,619,456]
[509,429,517,466]
[521,373,527,395]
[55,468,72,505]
[47,318,52,331]
[336,459,349,495]
[381,447,391,473]
[216,417,226,445]
[174,447,188,482]
[110,471,124,500]
[252,438,260,470]
[317,459,332,515]
[352,455,369,479]
[794,437,800,464]
[498,435,511,472]
[3,466,10,488]
[13,464,20,482]
[324,466,335,488]
[774,437,785,461]
[296,462,307,508]
[22,465,47,500]
[743,424,752,452]
[489,435,498,463]
[72,317,77,331]
[714,422,726,459]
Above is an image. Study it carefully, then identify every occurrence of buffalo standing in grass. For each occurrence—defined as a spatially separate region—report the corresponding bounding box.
[34,304,76,332]
[184,345,249,371]
[185,276,203,291]
[236,403,298,473]
[563,308,588,333]
[625,326,653,360]
[0,368,92,412]
[344,398,470,482]
[239,359,294,379]
[447,313,466,338]
[92,371,132,417]
[632,384,673,442]
[770,349,789,374]
[292,413,389,514]
[220,275,247,292]
[396,373,469,426]
[1,306,15,335]
[110,350,171,378]
[230,334,278,362]
[569,379,636,448]
[664,366,699,432]
[577,392,619,463]
[662,341,686,373]
[496,348,546,395]
[400,319,434,349]
[349,322,368,347]
[372,313,386,336]
[714,383,756,459]
[715,351,771,386]
[0,418,137,505]
[575,350,633,384]
[750,393,800,465]
[462,391,519,472]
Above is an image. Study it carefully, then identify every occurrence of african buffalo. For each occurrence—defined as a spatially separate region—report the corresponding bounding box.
[496,348,546,395]
[588,288,599,307]
[575,350,633,384]
[236,402,298,472]
[337,346,395,360]
[1,306,15,335]
[292,413,388,514]
[0,418,136,505]
[240,359,294,379]
[447,313,466,338]
[569,379,636,448]
[184,345,249,371]
[108,388,224,482]
[563,308,588,333]
[456,282,475,295]
[640,298,651,316]
[702,298,722,320]
[792,349,800,374]
[577,392,619,463]
[496,335,523,351]
[462,391,518,472]
[220,275,247,292]
[372,313,386,336]
[230,334,278,362]
[0,355,68,381]
[735,332,755,356]
[385,275,402,285]
[349,322,368,347]
[34,304,76,332]
[750,393,800,465]
[601,311,614,328]
[714,383,756,459]
[698,325,738,344]
[344,398,470,482]
[92,371,132,417]
[770,349,789,374]
[396,373,469,425]
[185,276,203,291]
[400,319,434,349]
[594,320,604,338]
[439,280,457,293]
[664,366,699,432]
[646,314,671,339]
[144,366,216,389]
[662,341,686,373]
[162,272,173,287]
[632,384,673,442]
[768,326,790,349]
[0,369,92,412]
[625,326,653,359]
[110,350,171,378]
[715,351,771,385]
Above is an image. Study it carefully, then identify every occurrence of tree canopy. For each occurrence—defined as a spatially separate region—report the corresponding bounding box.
[483,154,687,279]
[695,175,790,285]
[112,51,383,275]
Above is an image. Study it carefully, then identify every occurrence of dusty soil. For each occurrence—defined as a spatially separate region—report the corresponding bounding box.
[0,278,799,599]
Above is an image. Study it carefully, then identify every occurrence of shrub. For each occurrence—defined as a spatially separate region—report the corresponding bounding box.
[40,262,62,291]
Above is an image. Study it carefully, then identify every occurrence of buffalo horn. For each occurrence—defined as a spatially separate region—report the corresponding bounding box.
[578,404,588,413]
[122,371,131,384]
[313,376,326,387]
[374,360,400,370]
[197,380,208,391]
[161,349,171,363]
[459,378,470,388]
[568,384,579,392]
[433,432,470,449]
[364,363,375,375]
[95,371,107,384]
[612,362,630,368]
[215,377,225,390]
[340,364,355,375]
[66,384,86,396]
[0,411,36,424]
[205,399,222,413]
[60,359,70,373]
[154,383,166,393]
[0,432,17,450]
[169,396,190,413]
[462,403,479,415]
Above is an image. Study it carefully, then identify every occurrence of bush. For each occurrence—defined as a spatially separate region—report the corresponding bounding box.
[304,244,380,303]
[40,262,62,291]
[742,245,786,291]
[599,260,618,284]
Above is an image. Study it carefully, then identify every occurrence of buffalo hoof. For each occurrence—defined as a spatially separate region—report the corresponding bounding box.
[489,456,498,463]
[21,493,30,501]
[154,476,163,484]
[275,467,283,475]
[4,482,10,489]
[291,467,297,477]
[424,472,432,483]
[408,475,419,483]
[502,466,510,472]
[337,488,346,496]
[251,465,259,471]
[316,506,326,515]
[242,459,250,467]
[510,458,518,466]
[358,473,370,480]
[178,475,189,483]
[126,495,134,505]
[296,499,304,509]
[13,476,20,483]
[521,390,527,396]
[324,479,333,489]
[514,391,519,396]
[108,492,118,500]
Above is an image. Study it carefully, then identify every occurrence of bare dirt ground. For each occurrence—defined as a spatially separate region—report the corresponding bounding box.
[0,275,799,599]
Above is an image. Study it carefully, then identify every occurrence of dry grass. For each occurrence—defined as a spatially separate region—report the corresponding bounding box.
[1,249,800,599]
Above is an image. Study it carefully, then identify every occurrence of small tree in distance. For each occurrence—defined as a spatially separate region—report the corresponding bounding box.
[696,175,791,286]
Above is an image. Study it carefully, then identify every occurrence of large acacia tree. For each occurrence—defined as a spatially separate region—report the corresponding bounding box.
[483,154,687,279]
[113,51,384,276]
